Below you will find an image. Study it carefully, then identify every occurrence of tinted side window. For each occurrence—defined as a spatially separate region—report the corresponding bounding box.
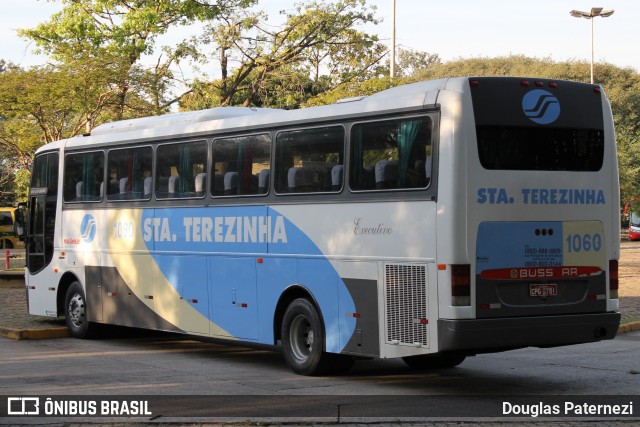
[107,146,153,201]
[31,153,59,196]
[350,116,433,191]
[63,151,104,202]
[156,141,207,199]
[212,134,271,197]
[275,126,344,194]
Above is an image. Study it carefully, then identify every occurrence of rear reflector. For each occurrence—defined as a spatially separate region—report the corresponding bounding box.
[609,260,619,299]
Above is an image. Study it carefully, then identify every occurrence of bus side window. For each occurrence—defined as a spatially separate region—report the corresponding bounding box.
[156,141,206,199]
[107,146,152,201]
[274,126,344,194]
[350,116,432,191]
[63,151,104,202]
[212,133,271,197]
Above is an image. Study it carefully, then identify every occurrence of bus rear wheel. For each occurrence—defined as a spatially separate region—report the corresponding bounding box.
[64,281,96,339]
[402,352,466,370]
[281,298,353,375]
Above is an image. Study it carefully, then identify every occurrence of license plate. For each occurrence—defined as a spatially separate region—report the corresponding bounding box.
[530,284,558,297]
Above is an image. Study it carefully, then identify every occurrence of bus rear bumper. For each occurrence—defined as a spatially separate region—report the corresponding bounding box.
[438,312,621,353]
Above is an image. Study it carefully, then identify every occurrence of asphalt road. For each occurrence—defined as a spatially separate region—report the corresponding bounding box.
[1,243,639,424]
[0,328,639,423]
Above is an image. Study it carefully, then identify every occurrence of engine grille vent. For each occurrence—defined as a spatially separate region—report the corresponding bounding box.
[385,264,429,347]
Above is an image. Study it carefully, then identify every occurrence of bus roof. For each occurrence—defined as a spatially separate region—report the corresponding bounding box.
[35,77,452,154]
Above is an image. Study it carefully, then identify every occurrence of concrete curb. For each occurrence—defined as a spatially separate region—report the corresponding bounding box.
[618,320,640,334]
[0,325,69,340]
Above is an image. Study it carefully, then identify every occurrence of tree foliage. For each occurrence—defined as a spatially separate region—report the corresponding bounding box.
[181,0,384,109]
[19,0,255,118]
[20,0,254,63]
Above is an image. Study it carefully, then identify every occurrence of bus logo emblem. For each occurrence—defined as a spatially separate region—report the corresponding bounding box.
[522,89,560,125]
[80,214,97,243]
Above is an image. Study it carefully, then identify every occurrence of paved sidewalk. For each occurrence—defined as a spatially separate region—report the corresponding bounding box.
[0,272,68,339]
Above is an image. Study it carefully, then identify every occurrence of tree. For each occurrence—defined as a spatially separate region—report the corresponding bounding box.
[391,48,441,78]
[0,62,39,204]
[0,59,154,203]
[181,0,384,109]
[19,0,255,118]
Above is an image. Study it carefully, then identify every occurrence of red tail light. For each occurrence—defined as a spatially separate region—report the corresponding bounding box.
[451,264,471,306]
[609,260,619,299]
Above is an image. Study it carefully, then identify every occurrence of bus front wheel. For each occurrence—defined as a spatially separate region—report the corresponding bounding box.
[64,281,96,339]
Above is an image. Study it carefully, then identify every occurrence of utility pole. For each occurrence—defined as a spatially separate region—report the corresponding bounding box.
[390,0,396,78]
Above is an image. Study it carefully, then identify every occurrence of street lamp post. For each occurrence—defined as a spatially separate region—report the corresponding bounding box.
[570,7,614,84]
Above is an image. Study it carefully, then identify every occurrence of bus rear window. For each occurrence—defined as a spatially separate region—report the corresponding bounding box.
[477,127,604,171]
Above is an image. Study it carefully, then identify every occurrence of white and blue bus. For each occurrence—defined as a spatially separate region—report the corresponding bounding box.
[26,77,621,375]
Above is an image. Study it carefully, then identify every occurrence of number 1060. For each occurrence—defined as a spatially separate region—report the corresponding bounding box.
[566,233,602,253]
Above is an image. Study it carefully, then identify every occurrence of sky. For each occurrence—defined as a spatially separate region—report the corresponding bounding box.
[1,0,638,75]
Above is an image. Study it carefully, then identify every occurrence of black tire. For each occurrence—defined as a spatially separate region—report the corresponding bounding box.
[402,352,466,370]
[64,281,96,339]
[281,298,353,375]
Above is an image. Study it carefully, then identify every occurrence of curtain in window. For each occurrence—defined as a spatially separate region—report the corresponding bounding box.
[178,146,190,193]
[236,141,246,195]
[126,151,133,192]
[350,127,364,189]
[397,120,421,187]
[82,154,97,198]
[276,138,288,192]
[132,149,142,194]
